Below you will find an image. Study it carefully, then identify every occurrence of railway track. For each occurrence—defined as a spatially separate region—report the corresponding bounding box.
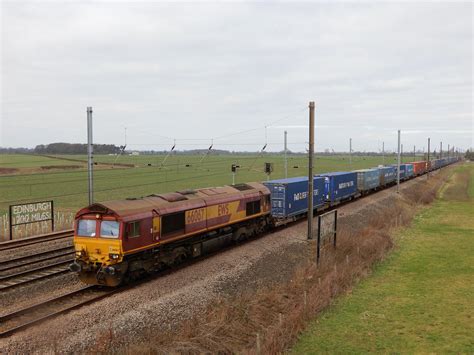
[0,285,117,338]
[0,229,74,252]
[0,246,74,273]
[0,260,72,291]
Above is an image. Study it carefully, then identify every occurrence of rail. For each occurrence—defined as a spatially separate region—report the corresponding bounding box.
[0,230,74,251]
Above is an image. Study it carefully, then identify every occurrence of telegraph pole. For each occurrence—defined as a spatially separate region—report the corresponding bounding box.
[307,101,315,240]
[284,130,288,179]
[87,107,94,205]
[397,130,401,193]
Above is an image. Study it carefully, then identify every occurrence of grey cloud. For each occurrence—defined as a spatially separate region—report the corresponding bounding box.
[0,1,472,152]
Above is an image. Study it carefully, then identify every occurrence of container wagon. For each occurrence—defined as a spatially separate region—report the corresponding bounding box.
[354,169,380,193]
[392,164,411,181]
[426,160,431,171]
[409,161,427,176]
[405,163,415,178]
[379,166,397,186]
[319,172,358,204]
[264,176,326,224]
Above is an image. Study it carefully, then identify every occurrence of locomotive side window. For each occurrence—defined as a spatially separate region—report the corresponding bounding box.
[100,221,120,238]
[246,200,261,216]
[162,212,185,236]
[77,219,96,237]
[127,221,141,238]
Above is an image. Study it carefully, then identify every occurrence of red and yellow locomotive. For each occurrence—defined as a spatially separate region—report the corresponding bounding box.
[70,183,271,286]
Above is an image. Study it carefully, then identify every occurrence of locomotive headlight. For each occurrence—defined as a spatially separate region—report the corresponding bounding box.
[109,253,120,260]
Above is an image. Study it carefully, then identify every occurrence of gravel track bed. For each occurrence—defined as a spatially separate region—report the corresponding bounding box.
[0,176,430,354]
[0,252,73,278]
[0,273,82,313]
[0,238,73,263]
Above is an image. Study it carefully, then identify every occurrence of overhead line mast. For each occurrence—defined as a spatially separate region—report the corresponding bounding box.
[87,107,94,205]
[307,101,315,240]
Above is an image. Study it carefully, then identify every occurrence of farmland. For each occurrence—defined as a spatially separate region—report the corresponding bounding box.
[0,152,422,213]
[292,164,474,353]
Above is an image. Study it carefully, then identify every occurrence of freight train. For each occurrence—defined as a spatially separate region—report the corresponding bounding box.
[70,156,460,286]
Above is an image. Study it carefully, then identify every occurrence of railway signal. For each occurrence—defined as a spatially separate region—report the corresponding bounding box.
[264,162,273,181]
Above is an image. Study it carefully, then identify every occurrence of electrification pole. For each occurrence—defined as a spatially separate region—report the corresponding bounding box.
[413,145,416,161]
[427,137,430,179]
[307,101,315,240]
[397,130,401,193]
[349,138,352,165]
[440,142,442,158]
[382,141,385,165]
[87,107,94,205]
[448,144,450,158]
[284,130,288,179]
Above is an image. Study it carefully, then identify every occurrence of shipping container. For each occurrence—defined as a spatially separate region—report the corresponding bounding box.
[392,164,413,180]
[378,166,397,185]
[426,160,432,171]
[264,176,326,220]
[393,164,406,180]
[409,161,427,175]
[319,171,357,203]
[354,169,380,192]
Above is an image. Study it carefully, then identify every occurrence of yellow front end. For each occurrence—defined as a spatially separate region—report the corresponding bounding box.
[74,236,123,264]
[72,237,126,287]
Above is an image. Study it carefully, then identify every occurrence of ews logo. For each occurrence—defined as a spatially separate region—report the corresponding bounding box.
[218,203,229,216]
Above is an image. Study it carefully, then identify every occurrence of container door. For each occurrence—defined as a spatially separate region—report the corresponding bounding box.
[324,177,331,202]
[271,185,285,216]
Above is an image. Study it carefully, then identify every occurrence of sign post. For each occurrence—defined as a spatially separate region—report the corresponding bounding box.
[9,200,54,240]
[316,209,338,264]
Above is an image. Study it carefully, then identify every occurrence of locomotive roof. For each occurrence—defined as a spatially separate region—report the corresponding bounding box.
[76,182,270,220]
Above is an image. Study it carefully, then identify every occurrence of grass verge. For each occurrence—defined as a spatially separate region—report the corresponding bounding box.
[292,163,474,353]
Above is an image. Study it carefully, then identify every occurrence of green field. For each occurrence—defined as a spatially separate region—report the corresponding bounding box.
[292,163,474,353]
[0,152,419,213]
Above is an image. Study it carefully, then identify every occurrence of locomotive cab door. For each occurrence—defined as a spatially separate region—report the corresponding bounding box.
[152,209,160,242]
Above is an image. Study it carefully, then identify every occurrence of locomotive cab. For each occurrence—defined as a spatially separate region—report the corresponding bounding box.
[70,207,127,286]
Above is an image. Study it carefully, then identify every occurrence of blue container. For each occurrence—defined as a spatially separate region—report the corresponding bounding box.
[319,172,357,203]
[379,166,396,185]
[355,169,380,192]
[264,176,326,219]
[391,164,414,180]
[394,164,406,180]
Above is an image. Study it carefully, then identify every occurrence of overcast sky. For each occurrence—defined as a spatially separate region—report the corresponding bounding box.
[1,1,472,153]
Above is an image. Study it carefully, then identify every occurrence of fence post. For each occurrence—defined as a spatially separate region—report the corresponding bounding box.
[317,215,321,264]
[51,200,55,232]
[8,205,13,241]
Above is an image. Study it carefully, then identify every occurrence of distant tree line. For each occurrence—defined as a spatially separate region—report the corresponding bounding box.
[0,147,35,154]
[34,143,121,155]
